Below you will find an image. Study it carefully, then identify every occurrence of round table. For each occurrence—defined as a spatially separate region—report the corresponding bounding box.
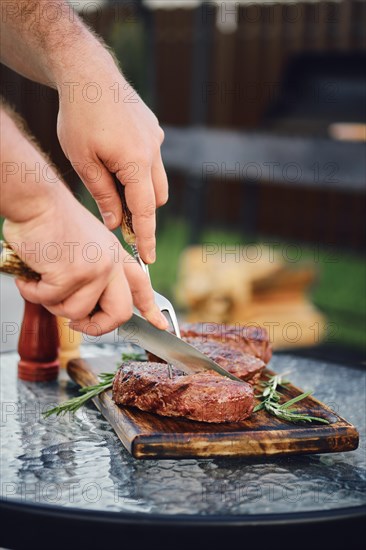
[1,344,365,549]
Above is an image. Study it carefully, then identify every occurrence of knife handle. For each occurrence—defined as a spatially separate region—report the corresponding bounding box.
[0,241,40,281]
[0,240,102,316]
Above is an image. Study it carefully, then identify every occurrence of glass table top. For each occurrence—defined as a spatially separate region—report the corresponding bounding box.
[1,344,365,518]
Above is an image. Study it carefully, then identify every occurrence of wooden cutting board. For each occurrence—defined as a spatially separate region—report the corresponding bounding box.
[67,357,359,459]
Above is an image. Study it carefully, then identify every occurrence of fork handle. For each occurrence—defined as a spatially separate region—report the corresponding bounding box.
[113,175,136,246]
[113,176,151,279]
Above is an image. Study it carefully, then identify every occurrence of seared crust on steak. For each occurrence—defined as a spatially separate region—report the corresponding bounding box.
[180,323,272,364]
[183,337,265,385]
[113,362,254,423]
[147,334,266,385]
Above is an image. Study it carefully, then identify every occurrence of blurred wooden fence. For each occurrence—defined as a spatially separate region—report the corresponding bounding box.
[1,0,365,248]
[152,0,366,127]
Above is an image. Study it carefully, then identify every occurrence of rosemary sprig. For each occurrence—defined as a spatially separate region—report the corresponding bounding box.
[254,373,329,424]
[43,352,145,418]
[43,372,116,418]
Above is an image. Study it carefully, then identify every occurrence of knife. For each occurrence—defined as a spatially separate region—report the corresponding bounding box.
[118,312,243,382]
[0,243,242,383]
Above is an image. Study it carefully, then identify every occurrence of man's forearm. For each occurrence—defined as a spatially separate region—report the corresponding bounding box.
[0,104,65,223]
[0,0,115,88]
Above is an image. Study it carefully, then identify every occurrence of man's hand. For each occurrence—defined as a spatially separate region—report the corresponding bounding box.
[4,194,167,336]
[57,67,168,264]
[1,106,168,335]
[0,0,169,264]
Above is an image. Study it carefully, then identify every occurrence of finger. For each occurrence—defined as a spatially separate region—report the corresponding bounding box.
[152,152,169,208]
[117,165,156,264]
[15,279,43,304]
[75,159,122,230]
[123,257,168,330]
[15,277,81,307]
[69,270,133,336]
[44,282,104,321]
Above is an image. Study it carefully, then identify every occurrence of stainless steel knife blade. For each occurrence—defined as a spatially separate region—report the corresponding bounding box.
[117,313,243,382]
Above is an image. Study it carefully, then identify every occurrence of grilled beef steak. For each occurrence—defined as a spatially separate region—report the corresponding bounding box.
[147,325,267,384]
[182,337,265,385]
[113,362,254,423]
[180,323,272,364]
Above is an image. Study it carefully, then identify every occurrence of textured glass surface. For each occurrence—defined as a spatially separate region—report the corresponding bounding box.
[1,345,365,516]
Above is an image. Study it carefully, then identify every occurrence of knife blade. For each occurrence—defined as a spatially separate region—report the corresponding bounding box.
[117,313,243,382]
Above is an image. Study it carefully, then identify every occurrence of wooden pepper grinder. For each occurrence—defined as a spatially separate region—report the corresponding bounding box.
[0,242,60,381]
[18,300,60,382]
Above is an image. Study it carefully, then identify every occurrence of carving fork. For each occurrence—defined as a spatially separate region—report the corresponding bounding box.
[116,181,181,338]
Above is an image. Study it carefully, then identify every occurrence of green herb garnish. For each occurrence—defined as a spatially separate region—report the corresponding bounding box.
[43,372,116,418]
[43,352,145,418]
[254,373,329,424]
